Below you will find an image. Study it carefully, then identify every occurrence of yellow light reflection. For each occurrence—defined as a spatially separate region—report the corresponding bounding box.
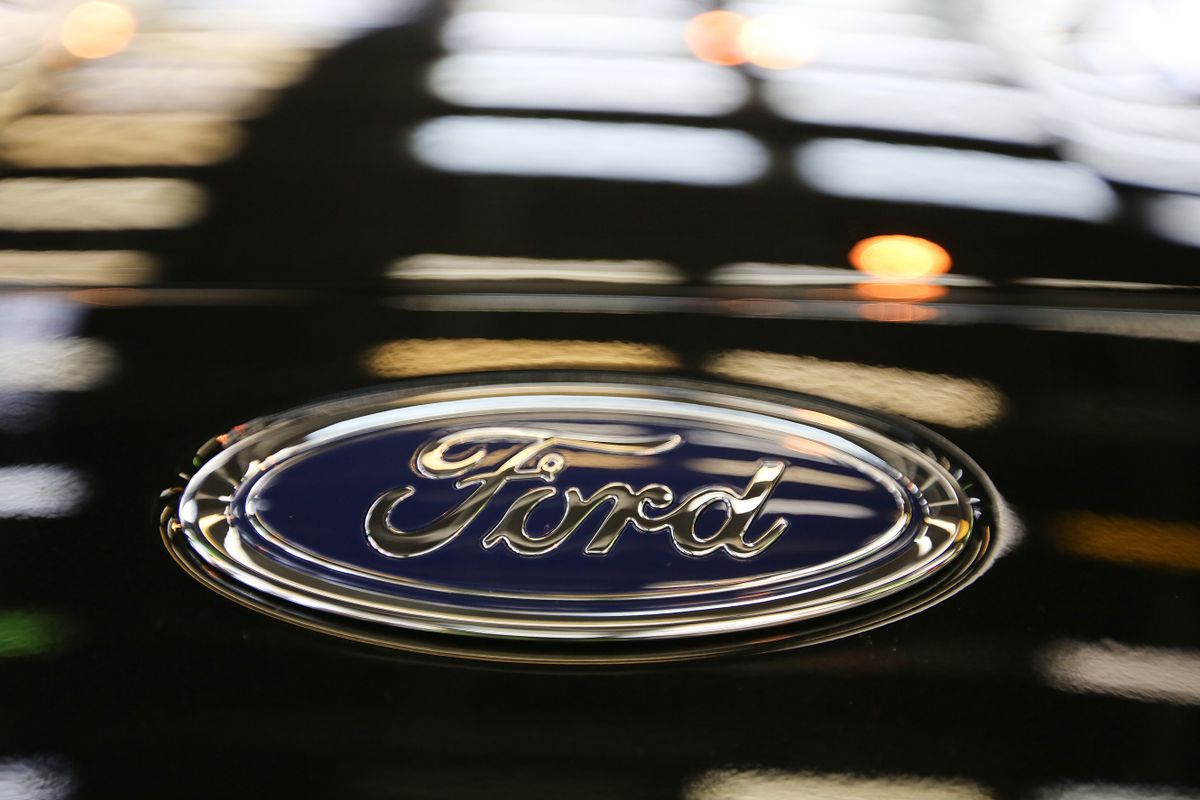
[0,251,156,286]
[684,11,747,66]
[388,254,682,285]
[1054,512,1200,573]
[0,179,205,231]
[0,113,241,168]
[60,2,136,60]
[366,338,678,378]
[689,769,992,800]
[739,15,819,70]
[705,350,1005,429]
[850,235,952,280]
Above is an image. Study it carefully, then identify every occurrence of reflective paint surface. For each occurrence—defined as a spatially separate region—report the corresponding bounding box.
[165,380,995,659]
[2,0,1199,794]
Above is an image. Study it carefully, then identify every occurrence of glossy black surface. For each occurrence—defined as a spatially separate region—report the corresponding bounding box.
[2,1,1199,797]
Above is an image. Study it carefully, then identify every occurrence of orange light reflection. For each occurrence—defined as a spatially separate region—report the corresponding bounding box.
[60,2,136,60]
[855,283,947,302]
[684,11,748,66]
[850,235,952,280]
[857,303,940,323]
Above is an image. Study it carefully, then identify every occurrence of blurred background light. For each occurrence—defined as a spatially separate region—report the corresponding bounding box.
[797,138,1119,221]
[389,254,682,284]
[1037,640,1200,707]
[738,14,819,70]
[1035,783,1200,800]
[0,113,241,168]
[428,53,748,116]
[46,62,306,115]
[802,32,996,80]
[409,116,769,185]
[1053,513,1200,573]
[0,338,117,392]
[0,179,205,231]
[0,755,75,800]
[764,71,1047,144]
[443,11,688,55]
[454,0,694,15]
[365,338,678,377]
[0,465,88,519]
[60,1,136,60]
[688,769,992,800]
[850,235,951,280]
[0,251,157,287]
[0,612,71,658]
[1145,193,1200,248]
[1026,309,1200,343]
[706,351,1005,429]
[684,10,748,66]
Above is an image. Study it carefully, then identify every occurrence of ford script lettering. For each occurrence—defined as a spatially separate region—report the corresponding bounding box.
[365,427,788,559]
[165,379,998,662]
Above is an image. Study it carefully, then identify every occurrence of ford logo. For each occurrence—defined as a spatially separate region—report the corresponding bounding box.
[163,378,999,663]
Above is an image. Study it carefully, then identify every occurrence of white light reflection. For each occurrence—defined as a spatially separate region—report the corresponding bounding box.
[730,2,952,38]
[0,179,205,230]
[687,769,992,800]
[685,457,876,491]
[389,254,681,284]
[0,756,75,800]
[706,350,1006,429]
[428,53,748,117]
[763,499,877,518]
[797,139,1118,221]
[0,339,118,391]
[442,12,688,55]
[0,465,88,519]
[452,0,694,16]
[1037,640,1200,707]
[1061,121,1200,195]
[764,72,1048,145]
[48,62,310,115]
[410,116,769,186]
[1035,783,1200,800]
[1027,309,1200,343]
[159,0,423,45]
[1145,193,1200,248]
[710,262,990,287]
[795,32,997,80]
[0,251,157,286]
[1015,277,1191,291]
[0,113,242,168]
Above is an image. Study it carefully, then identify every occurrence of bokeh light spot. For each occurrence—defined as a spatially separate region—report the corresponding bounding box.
[60,2,136,60]
[850,235,952,280]
[739,15,819,70]
[685,11,748,66]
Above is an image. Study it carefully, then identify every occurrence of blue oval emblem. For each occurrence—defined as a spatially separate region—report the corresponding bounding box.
[163,378,998,663]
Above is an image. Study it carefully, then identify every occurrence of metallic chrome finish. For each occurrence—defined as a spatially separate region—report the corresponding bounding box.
[365,426,682,558]
[161,376,1001,664]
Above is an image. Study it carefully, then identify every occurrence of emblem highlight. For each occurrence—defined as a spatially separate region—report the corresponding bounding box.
[365,427,788,559]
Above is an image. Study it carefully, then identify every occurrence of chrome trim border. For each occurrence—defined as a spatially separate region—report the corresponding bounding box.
[161,374,1002,664]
